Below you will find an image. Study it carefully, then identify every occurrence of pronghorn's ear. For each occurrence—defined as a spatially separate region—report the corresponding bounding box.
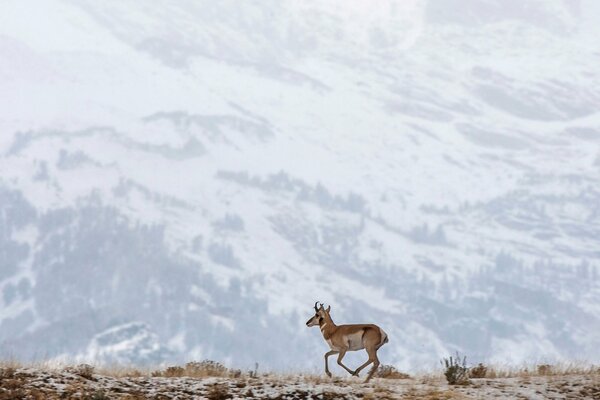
[326,305,331,313]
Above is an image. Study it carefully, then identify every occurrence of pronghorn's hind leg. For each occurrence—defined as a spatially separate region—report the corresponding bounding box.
[336,348,356,376]
[324,350,338,378]
[353,327,383,380]
[353,345,377,378]
[364,346,380,382]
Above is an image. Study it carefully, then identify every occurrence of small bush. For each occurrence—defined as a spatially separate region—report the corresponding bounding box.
[469,363,487,378]
[441,353,469,385]
[376,365,411,379]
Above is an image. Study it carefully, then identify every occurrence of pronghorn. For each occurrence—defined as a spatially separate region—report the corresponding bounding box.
[306,302,388,382]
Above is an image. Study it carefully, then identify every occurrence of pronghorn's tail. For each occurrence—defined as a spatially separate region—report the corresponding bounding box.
[378,328,389,348]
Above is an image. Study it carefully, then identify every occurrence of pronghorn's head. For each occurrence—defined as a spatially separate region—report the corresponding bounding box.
[306,301,331,327]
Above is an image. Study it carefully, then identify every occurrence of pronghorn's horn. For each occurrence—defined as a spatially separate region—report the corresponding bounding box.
[314,301,319,311]
[319,302,324,309]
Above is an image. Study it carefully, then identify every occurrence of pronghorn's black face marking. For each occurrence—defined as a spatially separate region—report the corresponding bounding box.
[306,303,330,327]
[306,312,321,327]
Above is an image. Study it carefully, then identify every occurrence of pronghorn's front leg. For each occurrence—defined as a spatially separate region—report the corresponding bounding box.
[324,350,338,378]
[336,348,355,376]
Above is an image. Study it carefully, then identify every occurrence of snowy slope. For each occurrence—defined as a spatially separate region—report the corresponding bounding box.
[1,0,599,370]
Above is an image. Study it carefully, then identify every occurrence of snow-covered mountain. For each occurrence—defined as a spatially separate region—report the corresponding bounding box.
[1,0,599,371]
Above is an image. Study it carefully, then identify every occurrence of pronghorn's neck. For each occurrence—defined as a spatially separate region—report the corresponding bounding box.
[319,313,336,339]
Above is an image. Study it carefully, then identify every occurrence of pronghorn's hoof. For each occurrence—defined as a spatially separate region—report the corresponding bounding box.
[351,371,360,377]
[326,372,332,378]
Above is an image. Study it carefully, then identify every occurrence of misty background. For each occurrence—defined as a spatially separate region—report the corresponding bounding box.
[1,0,599,372]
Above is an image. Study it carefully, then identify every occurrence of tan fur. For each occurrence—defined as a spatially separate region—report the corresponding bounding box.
[306,303,388,382]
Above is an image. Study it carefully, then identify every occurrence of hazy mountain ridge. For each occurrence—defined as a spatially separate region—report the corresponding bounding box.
[1,0,599,370]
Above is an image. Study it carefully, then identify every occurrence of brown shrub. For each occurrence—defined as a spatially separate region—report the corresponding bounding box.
[376,365,411,379]
[469,363,487,378]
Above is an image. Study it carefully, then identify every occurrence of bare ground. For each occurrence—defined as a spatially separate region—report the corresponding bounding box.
[2,366,600,399]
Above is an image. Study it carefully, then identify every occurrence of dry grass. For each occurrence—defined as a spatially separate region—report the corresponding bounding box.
[0,360,20,371]
[95,365,150,378]
[2,360,600,399]
[407,361,600,382]
[150,360,239,379]
[471,362,600,379]
[0,359,60,372]
[4,360,599,380]
[0,359,236,379]
[88,360,238,379]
